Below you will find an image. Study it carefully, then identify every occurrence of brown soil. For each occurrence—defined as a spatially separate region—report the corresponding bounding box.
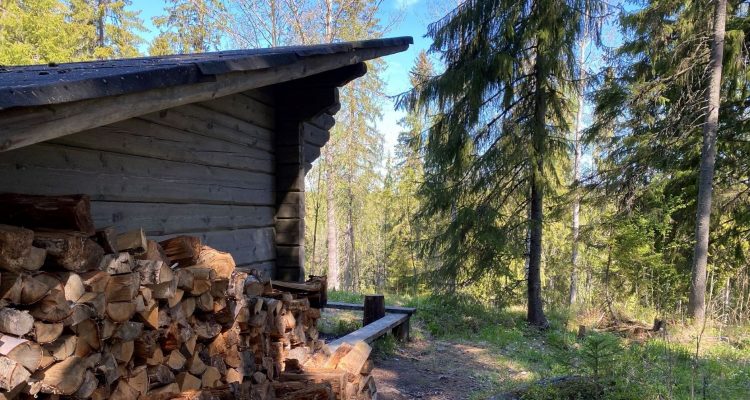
[372,336,519,400]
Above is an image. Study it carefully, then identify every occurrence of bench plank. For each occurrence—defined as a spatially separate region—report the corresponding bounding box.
[329,314,409,350]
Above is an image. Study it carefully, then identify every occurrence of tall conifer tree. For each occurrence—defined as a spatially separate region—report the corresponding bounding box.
[403,0,603,327]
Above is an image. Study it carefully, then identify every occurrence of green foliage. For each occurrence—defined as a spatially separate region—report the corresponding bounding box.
[579,333,622,379]
[372,334,398,357]
[0,0,88,64]
[0,0,143,63]
[150,0,226,55]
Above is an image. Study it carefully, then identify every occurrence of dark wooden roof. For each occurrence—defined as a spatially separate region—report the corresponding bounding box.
[0,37,412,110]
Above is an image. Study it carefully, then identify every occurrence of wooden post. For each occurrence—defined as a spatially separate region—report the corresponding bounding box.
[392,316,410,342]
[363,295,385,326]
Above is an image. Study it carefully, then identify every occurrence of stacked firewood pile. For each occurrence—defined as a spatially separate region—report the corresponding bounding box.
[0,194,377,400]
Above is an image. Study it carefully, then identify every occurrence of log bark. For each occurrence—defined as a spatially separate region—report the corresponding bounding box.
[33,231,104,272]
[689,0,727,323]
[0,335,42,372]
[0,225,41,272]
[0,194,95,235]
[0,308,34,336]
[0,356,30,391]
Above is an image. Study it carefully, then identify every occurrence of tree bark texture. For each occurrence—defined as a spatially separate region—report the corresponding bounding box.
[689,0,726,323]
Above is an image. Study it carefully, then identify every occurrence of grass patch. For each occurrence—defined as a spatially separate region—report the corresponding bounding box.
[317,309,361,338]
[321,291,750,398]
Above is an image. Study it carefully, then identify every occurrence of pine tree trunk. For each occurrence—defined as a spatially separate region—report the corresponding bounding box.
[325,148,340,290]
[689,0,726,323]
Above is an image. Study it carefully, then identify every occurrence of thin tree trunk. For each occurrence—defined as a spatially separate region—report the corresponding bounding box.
[528,166,547,327]
[97,0,107,52]
[345,183,355,290]
[311,164,323,275]
[569,31,586,307]
[689,0,727,323]
[325,148,340,290]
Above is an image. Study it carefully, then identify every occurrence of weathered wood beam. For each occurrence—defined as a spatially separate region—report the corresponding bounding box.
[0,46,407,152]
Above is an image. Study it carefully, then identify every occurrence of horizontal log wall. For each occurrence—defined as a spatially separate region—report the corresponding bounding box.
[0,90,277,275]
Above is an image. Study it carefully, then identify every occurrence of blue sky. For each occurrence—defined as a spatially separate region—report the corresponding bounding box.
[130,0,439,156]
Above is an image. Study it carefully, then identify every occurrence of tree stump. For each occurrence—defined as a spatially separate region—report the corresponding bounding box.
[362,295,385,326]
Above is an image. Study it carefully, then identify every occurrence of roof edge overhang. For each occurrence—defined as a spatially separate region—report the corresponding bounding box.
[0,37,412,152]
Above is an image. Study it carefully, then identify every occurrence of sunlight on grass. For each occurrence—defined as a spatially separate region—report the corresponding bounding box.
[335,291,750,399]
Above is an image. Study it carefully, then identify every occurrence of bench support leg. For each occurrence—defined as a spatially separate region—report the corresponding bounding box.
[392,316,410,342]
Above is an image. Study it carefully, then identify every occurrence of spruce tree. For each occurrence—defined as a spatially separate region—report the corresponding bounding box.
[150,0,227,55]
[402,0,603,327]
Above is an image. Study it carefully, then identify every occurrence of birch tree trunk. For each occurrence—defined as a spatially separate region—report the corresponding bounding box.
[569,31,587,307]
[689,0,727,323]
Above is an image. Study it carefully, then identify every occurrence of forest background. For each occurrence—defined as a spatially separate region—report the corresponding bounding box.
[2,0,750,335]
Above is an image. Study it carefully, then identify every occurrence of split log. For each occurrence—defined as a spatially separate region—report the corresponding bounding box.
[0,225,46,272]
[148,365,176,389]
[201,366,222,388]
[31,321,64,344]
[105,272,140,302]
[0,335,42,372]
[324,343,352,369]
[128,366,150,396]
[106,301,137,322]
[44,334,77,361]
[148,382,180,396]
[135,259,174,285]
[167,350,187,370]
[30,280,71,322]
[0,194,95,235]
[176,371,202,391]
[111,379,141,400]
[116,229,148,255]
[197,246,236,279]
[78,291,107,317]
[111,340,134,363]
[80,270,110,293]
[99,252,134,275]
[114,321,144,341]
[75,370,98,399]
[94,226,118,254]
[0,271,51,304]
[152,278,179,300]
[33,231,104,272]
[98,353,120,385]
[276,383,335,400]
[72,318,101,355]
[187,353,207,375]
[31,355,85,395]
[0,308,34,336]
[159,236,202,267]
[137,240,172,265]
[53,271,85,302]
[336,341,371,376]
[0,356,31,391]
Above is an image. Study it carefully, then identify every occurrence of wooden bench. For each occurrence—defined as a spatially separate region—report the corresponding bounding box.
[325,300,416,351]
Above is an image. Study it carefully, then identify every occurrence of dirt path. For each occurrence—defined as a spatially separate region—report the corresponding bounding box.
[372,336,521,400]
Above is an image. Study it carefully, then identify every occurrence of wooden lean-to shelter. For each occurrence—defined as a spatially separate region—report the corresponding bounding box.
[0,37,412,282]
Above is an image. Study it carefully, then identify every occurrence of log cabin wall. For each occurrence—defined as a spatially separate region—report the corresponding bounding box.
[0,89,278,277]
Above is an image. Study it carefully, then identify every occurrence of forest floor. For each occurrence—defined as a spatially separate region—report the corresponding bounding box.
[319,292,750,400]
[370,326,515,400]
